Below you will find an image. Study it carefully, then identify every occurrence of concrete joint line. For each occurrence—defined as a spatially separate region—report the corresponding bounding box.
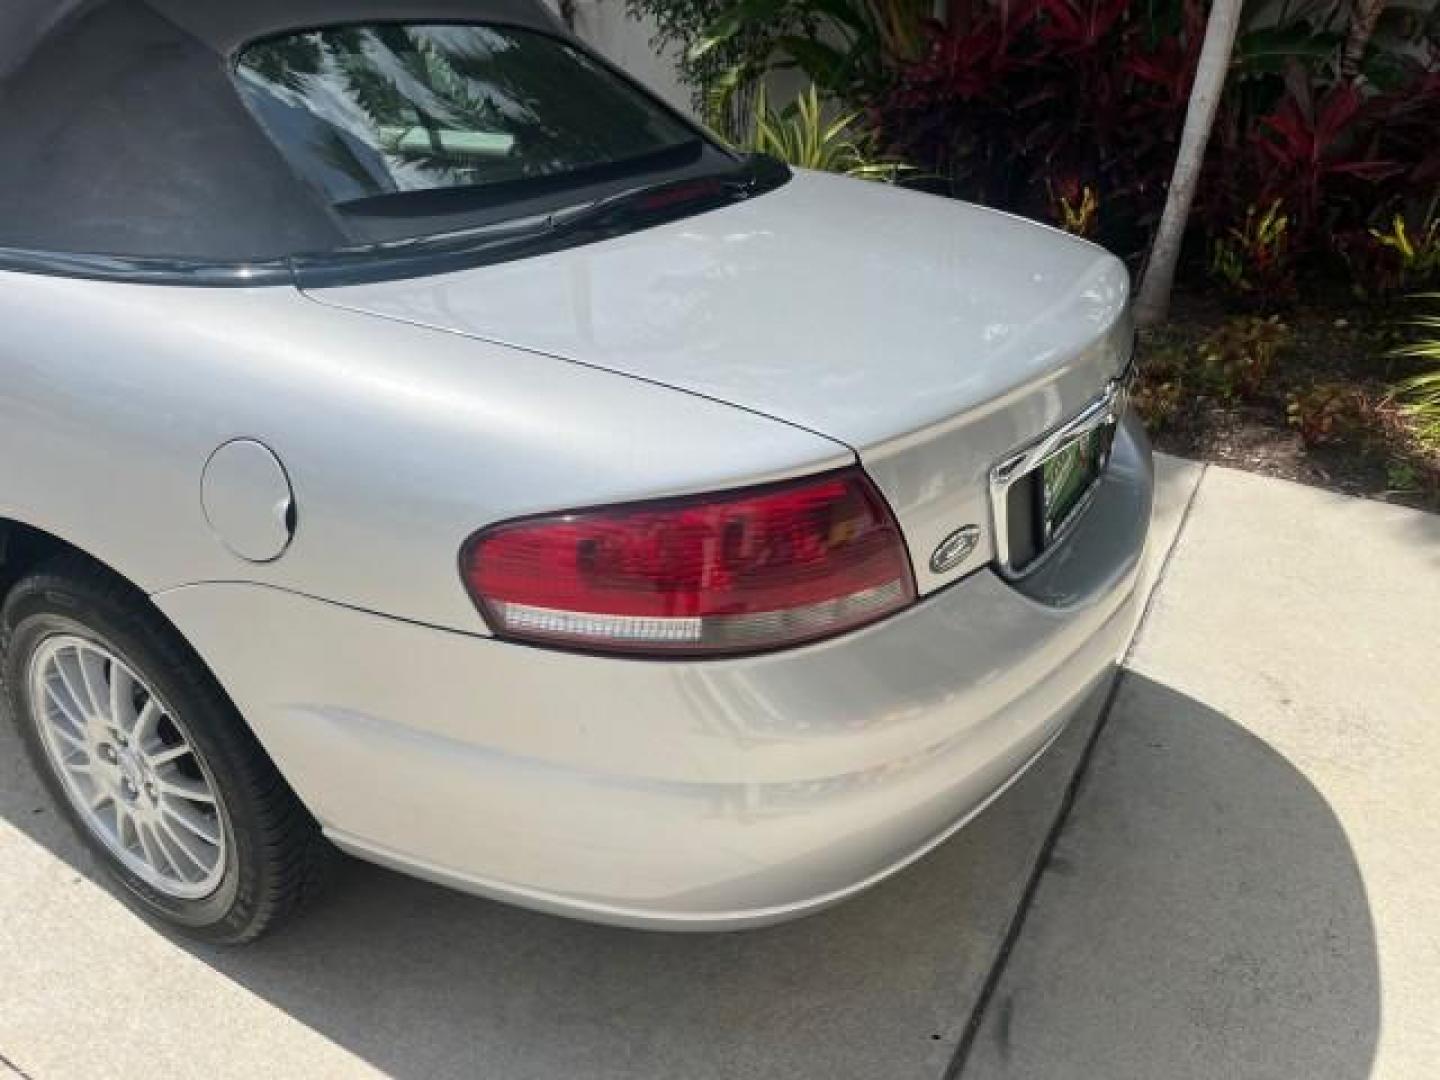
[943,460,1208,1079]
[1122,462,1208,669]
[0,1048,36,1080]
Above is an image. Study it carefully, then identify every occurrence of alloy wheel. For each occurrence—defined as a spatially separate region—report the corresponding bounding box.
[27,635,228,899]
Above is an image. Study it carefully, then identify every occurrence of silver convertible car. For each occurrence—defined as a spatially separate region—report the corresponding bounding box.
[0,0,1152,942]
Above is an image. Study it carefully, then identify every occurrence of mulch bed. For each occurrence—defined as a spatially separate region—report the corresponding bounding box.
[1137,287,1440,514]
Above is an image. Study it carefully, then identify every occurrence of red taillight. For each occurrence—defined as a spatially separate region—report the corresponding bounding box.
[462,469,916,657]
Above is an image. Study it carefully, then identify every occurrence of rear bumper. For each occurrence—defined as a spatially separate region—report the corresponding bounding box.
[155,414,1154,929]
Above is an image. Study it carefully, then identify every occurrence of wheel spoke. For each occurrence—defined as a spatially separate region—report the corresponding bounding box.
[78,650,110,722]
[49,721,88,752]
[108,665,138,738]
[138,824,174,877]
[158,817,214,875]
[133,700,163,748]
[162,801,221,847]
[44,679,88,735]
[154,827,204,882]
[156,774,216,806]
[90,791,126,837]
[115,805,136,851]
[69,769,100,802]
[147,743,191,768]
[53,655,93,724]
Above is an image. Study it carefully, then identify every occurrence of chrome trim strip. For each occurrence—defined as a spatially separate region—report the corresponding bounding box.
[990,370,1132,580]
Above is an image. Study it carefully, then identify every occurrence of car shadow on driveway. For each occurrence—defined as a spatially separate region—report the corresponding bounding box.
[962,672,1381,1079]
[0,675,1378,1080]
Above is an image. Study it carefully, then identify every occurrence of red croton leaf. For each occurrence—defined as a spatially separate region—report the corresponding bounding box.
[1036,0,1130,52]
[1258,81,1401,182]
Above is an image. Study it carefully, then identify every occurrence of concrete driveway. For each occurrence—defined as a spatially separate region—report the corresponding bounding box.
[2,456,1436,1080]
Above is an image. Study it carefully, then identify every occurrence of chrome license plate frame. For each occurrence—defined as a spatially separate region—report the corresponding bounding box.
[989,374,1129,579]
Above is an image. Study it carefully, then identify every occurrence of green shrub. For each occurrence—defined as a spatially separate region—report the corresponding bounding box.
[1287,382,1370,445]
[744,85,910,181]
[1133,374,1187,431]
[1209,201,1296,309]
[1394,294,1440,445]
[624,0,805,135]
[1197,316,1292,403]
[1132,341,1190,431]
[1342,202,1440,300]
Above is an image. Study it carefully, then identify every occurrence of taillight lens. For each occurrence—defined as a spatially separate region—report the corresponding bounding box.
[462,469,916,657]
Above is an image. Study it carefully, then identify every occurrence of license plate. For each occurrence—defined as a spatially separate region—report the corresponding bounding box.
[1040,423,1113,540]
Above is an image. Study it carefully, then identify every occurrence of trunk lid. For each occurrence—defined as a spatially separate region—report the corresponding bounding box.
[306,170,1133,593]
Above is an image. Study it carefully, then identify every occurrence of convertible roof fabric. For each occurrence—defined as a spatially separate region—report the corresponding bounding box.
[0,0,565,263]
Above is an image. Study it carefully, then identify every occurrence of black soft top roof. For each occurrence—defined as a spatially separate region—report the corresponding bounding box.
[0,0,571,273]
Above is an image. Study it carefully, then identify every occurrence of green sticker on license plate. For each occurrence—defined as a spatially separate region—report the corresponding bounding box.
[1042,425,1110,538]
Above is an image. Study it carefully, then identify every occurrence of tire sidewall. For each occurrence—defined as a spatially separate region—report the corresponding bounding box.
[3,584,252,935]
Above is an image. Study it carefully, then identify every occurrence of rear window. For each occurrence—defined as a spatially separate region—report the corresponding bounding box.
[235,23,700,209]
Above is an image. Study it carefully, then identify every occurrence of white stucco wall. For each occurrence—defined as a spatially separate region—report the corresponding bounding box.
[575,1,694,114]
[542,0,695,115]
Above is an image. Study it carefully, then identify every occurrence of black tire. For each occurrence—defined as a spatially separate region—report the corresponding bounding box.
[1,554,334,944]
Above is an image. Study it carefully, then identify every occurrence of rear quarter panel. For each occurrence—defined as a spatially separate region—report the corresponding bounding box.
[0,272,850,632]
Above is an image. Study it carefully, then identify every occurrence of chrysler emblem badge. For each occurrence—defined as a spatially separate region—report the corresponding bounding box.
[930,525,981,574]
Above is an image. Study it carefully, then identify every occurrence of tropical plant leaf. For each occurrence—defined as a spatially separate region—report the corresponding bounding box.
[688,0,789,61]
[745,83,913,180]
[1394,295,1440,443]
[1233,26,1342,76]
[775,34,856,86]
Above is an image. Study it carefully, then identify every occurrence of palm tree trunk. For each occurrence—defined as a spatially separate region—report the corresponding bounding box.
[1134,0,1245,328]
[1342,0,1386,80]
